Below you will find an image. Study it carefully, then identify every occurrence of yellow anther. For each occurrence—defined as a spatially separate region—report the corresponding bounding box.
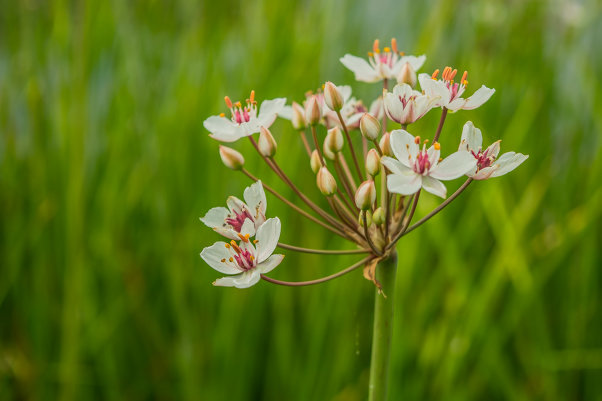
[221,258,226,263]
[384,47,391,53]
[368,51,374,57]
[224,96,233,108]
[219,113,225,118]
[237,233,250,242]
[235,101,242,108]
[434,142,441,150]
[439,157,443,162]
[391,38,398,53]
[399,51,405,56]
[462,80,469,86]
[225,243,230,248]
[229,257,233,262]
[250,255,255,260]
[253,239,259,244]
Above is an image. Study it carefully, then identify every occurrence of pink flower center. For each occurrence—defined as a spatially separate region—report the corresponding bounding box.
[471,147,496,170]
[226,208,253,232]
[224,240,257,271]
[224,92,258,126]
[413,148,431,174]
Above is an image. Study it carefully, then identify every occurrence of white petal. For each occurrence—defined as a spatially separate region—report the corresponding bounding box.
[400,55,426,71]
[485,140,501,159]
[491,153,529,177]
[258,98,286,119]
[392,83,414,98]
[389,129,418,168]
[446,98,467,112]
[201,242,241,274]
[279,105,293,120]
[257,254,285,274]
[239,219,256,237]
[213,270,261,288]
[427,144,440,167]
[255,217,281,263]
[459,121,482,152]
[387,172,422,195]
[226,196,246,214]
[338,85,352,102]
[472,165,498,180]
[200,207,229,229]
[340,54,380,83]
[381,156,412,175]
[383,92,404,123]
[421,176,447,198]
[462,86,495,110]
[430,151,477,180]
[204,116,245,142]
[418,74,449,106]
[243,180,267,220]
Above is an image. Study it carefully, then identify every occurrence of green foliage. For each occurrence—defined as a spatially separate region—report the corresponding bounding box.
[1,0,601,400]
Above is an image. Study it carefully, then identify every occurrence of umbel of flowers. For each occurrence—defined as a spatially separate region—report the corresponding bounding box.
[200,38,528,399]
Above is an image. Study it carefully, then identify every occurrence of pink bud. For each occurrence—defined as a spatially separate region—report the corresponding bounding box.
[355,180,376,210]
[219,146,245,170]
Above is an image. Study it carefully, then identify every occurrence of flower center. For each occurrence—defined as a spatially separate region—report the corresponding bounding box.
[472,148,496,170]
[226,208,253,232]
[413,147,431,174]
[367,38,404,72]
[431,67,469,102]
[224,91,258,125]
[224,240,256,271]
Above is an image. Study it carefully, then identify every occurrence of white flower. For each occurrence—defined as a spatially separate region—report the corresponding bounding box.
[200,181,267,240]
[458,121,529,180]
[381,130,476,198]
[204,90,286,142]
[383,83,439,125]
[418,67,495,112]
[201,218,284,288]
[340,39,426,83]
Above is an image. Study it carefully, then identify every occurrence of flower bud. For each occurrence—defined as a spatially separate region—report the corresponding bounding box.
[397,62,417,88]
[373,207,385,225]
[369,96,384,121]
[317,167,337,196]
[291,101,306,130]
[324,81,343,111]
[355,180,376,210]
[379,132,393,156]
[365,149,381,177]
[358,210,373,227]
[310,150,322,174]
[305,95,321,126]
[323,140,336,160]
[325,126,344,153]
[360,113,381,141]
[219,146,244,170]
[258,126,277,157]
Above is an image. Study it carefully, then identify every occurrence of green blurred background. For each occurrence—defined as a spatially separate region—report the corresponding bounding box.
[1,0,601,400]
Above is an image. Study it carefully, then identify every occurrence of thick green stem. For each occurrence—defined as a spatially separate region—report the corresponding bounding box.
[368,252,398,401]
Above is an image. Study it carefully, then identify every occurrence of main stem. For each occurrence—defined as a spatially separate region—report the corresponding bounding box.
[369,252,397,401]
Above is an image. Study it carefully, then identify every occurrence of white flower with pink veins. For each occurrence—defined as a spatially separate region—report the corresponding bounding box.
[459,121,529,180]
[201,218,284,288]
[203,90,286,142]
[200,181,267,240]
[381,130,477,199]
[340,39,426,83]
[383,83,439,125]
[418,67,495,112]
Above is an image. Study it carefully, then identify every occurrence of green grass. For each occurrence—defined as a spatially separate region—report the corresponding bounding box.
[1,0,601,400]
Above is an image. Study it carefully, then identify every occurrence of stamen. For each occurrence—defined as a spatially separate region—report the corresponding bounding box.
[237,233,250,243]
[399,51,405,56]
[235,101,242,108]
[225,243,230,248]
[391,38,398,53]
[229,257,233,262]
[368,52,373,57]
[431,69,440,80]
[219,113,225,117]
[414,136,421,144]
[250,90,255,104]
[373,39,380,53]
[450,69,458,80]
[221,258,226,262]
[434,142,441,150]
[384,47,391,53]
[224,96,233,109]
[461,71,468,84]
[253,239,259,244]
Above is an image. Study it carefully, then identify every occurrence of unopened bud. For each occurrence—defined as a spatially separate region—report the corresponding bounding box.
[317,167,337,196]
[310,150,322,173]
[325,126,344,153]
[373,207,385,225]
[305,96,321,126]
[258,126,277,157]
[358,210,373,227]
[365,149,381,177]
[397,62,417,88]
[219,146,244,170]
[323,140,336,160]
[324,81,343,111]
[291,101,306,130]
[355,180,376,210]
[369,96,384,121]
[360,113,381,141]
[379,132,393,156]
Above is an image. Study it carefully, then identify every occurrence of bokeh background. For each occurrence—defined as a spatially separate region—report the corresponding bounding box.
[1,0,601,400]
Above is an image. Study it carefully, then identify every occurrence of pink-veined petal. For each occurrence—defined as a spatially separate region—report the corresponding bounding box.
[387,172,422,195]
[430,151,477,180]
[255,217,281,263]
[201,242,242,274]
[340,54,380,83]
[421,176,447,198]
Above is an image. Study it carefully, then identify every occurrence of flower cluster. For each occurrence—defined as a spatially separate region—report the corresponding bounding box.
[200,38,528,289]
